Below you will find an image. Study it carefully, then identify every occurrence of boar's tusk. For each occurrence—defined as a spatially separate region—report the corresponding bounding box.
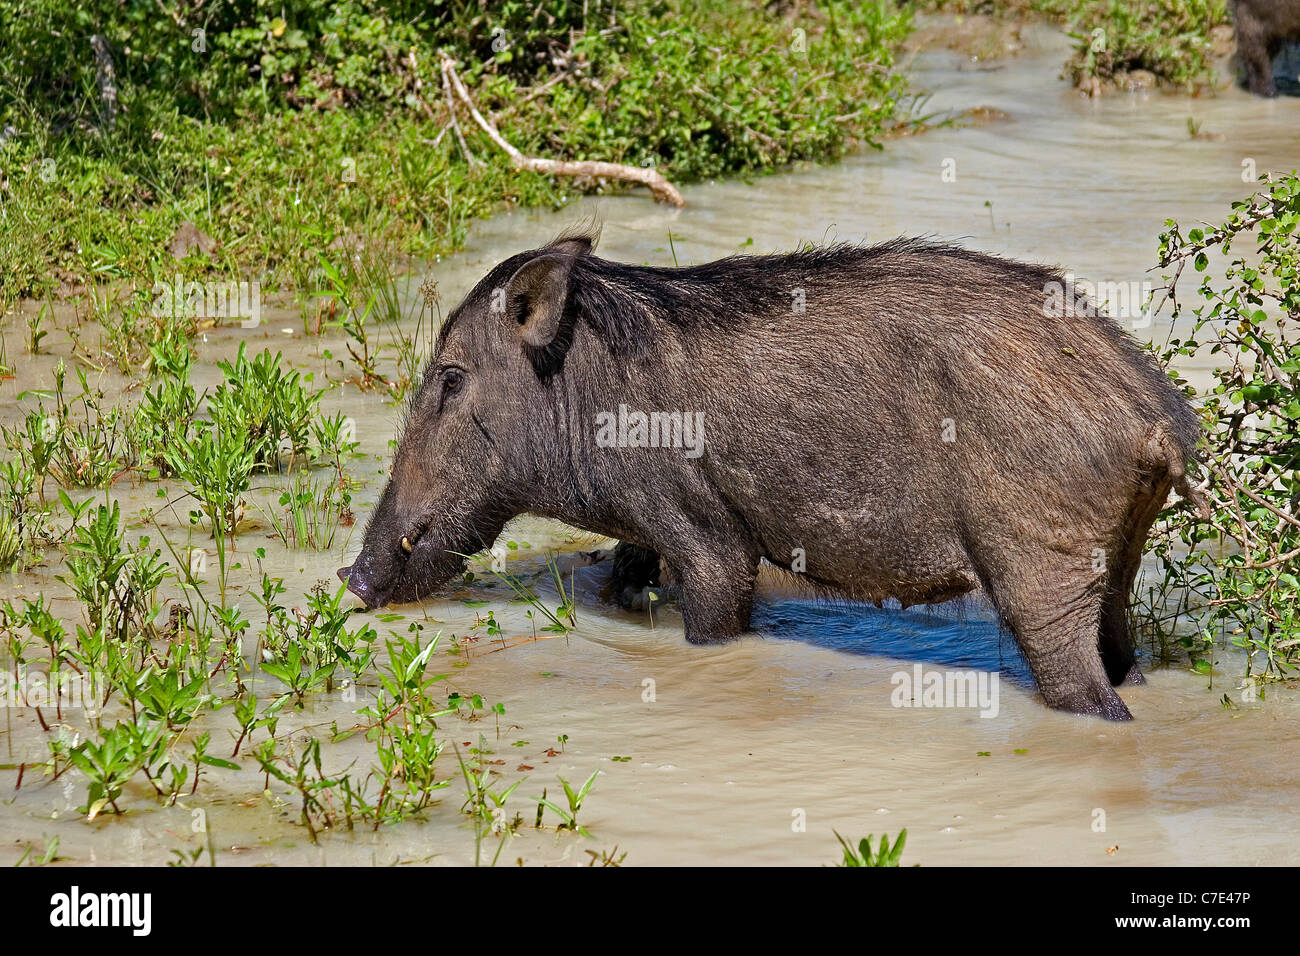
[401,537,413,553]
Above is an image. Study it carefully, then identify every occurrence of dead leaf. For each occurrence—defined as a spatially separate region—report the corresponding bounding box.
[168,220,219,260]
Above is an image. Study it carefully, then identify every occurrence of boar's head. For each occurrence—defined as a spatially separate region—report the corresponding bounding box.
[338,235,592,608]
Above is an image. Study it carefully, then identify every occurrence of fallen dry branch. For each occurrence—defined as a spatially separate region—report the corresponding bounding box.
[439,53,685,208]
[439,57,479,169]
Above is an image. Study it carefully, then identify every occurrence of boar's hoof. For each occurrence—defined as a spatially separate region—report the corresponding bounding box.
[1101,691,1134,721]
[1121,663,1146,686]
[606,541,662,609]
[1056,685,1133,721]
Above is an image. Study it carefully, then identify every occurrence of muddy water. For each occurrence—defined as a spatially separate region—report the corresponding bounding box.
[2,21,1299,867]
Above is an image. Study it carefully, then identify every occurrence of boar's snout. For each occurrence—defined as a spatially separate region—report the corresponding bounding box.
[337,562,386,610]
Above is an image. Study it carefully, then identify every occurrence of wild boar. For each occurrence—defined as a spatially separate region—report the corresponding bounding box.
[339,233,1201,720]
[1232,0,1300,96]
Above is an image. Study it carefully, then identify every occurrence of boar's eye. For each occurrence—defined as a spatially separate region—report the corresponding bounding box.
[436,367,465,410]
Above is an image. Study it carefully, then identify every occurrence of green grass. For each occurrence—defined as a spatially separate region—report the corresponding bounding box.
[835,828,910,866]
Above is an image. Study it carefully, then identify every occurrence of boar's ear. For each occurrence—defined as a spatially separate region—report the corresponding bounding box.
[546,235,593,259]
[505,252,577,349]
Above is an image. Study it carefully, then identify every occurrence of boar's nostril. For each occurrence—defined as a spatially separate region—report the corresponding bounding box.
[337,565,352,583]
[345,573,377,607]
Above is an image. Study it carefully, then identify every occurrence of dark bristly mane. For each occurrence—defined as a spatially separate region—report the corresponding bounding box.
[566,235,1067,357]
[437,234,1070,359]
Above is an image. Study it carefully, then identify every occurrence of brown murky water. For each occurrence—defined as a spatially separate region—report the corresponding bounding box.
[2,22,1298,867]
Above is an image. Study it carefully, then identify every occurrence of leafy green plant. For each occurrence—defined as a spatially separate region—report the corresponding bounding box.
[1,415,56,508]
[208,345,322,471]
[5,361,135,491]
[164,424,256,546]
[835,828,909,867]
[261,471,352,550]
[136,333,202,478]
[342,626,462,823]
[260,583,376,703]
[137,651,210,731]
[63,718,168,819]
[1149,173,1300,682]
[260,634,335,706]
[0,456,43,572]
[454,737,525,866]
[535,768,599,836]
[311,410,361,478]
[58,502,166,646]
[0,497,19,571]
[253,735,352,841]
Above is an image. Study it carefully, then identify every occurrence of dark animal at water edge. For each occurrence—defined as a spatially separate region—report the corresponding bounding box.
[339,231,1202,721]
[1232,0,1300,96]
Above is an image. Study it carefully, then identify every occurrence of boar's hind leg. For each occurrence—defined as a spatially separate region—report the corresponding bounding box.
[1097,488,1168,686]
[979,554,1133,720]
[1099,591,1143,688]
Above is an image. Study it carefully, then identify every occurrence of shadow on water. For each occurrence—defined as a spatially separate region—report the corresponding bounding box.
[1272,44,1300,97]
[751,596,1036,689]
[570,554,1036,687]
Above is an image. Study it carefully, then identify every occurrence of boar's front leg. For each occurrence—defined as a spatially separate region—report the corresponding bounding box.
[670,544,760,645]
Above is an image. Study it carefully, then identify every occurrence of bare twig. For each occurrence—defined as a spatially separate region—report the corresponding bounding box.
[439,53,685,207]
[90,35,118,130]
[439,57,479,168]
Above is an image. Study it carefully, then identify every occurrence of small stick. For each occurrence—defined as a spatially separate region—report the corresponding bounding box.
[440,53,685,207]
[439,57,479,168]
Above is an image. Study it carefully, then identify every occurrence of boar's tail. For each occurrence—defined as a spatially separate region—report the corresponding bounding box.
[1144,421,1209,520]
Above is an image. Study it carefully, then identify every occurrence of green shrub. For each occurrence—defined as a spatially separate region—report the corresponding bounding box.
[1150,173,1300,683]
[911,1,1231,91]
[1062,0,1229,92]
[0,1,914,301]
